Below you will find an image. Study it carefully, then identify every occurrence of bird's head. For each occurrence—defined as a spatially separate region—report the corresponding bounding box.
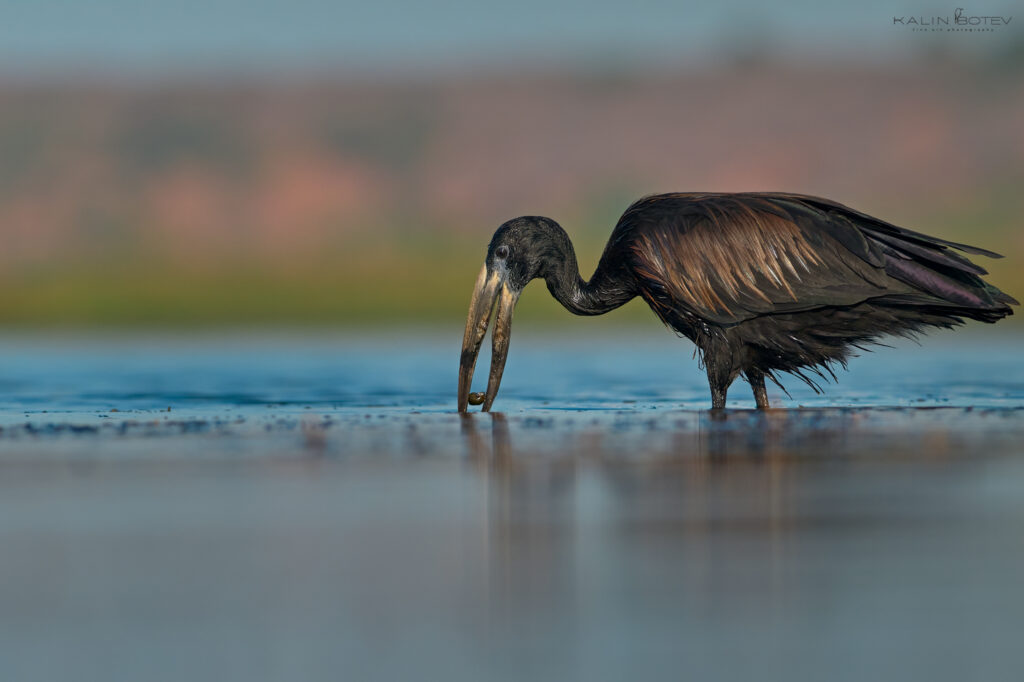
[458,216,569,412]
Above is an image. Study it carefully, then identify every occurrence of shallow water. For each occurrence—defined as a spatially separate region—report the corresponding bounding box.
[1,329,1023,681]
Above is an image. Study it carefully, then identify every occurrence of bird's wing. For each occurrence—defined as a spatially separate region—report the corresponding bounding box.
[625,193,1013,326]
[770,192,1016,307]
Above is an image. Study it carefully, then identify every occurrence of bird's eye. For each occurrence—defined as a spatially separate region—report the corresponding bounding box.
[495,245,510,260]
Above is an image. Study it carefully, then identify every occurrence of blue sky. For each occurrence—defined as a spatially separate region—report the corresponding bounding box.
[0,0,1018,75]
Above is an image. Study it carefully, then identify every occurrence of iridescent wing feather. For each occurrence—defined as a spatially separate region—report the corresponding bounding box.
[624,193,1016,327]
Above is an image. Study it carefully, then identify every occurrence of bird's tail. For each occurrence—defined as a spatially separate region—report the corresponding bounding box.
[870,233,1018,319]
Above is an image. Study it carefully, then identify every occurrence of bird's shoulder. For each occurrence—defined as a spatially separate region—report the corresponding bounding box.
[614,192,857,245]
[611,192,890,271]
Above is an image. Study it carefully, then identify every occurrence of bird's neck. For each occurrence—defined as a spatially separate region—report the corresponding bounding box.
[544,237,635,316]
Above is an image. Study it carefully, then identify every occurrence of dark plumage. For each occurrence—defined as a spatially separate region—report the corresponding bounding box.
[458,192,1017,411]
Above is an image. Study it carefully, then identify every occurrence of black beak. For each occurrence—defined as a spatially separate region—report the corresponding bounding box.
[458,263,520,412]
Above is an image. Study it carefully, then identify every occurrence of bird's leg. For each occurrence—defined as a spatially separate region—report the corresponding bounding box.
[745,369,770,409]
[705,359,733,410]
[709,384,727,410]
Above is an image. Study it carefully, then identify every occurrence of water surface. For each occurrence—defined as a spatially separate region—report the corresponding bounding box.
[1,330,1022,681]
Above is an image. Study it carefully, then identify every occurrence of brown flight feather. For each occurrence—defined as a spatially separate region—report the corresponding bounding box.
[629,195,823,317]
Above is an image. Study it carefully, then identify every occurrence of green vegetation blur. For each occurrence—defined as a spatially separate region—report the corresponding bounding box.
[1,62,1021,328]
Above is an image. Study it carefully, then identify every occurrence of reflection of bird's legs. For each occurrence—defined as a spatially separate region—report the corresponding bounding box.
[745,369,769,409]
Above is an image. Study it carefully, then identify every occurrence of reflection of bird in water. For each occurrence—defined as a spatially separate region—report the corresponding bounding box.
[458,193,1016,410]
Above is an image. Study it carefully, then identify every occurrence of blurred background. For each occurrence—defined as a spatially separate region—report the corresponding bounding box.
[0,0,1021,328]
[2,7,1023,680]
